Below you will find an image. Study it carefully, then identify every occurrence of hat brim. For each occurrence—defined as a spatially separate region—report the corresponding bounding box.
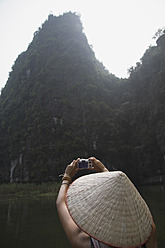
[66,171,153,248]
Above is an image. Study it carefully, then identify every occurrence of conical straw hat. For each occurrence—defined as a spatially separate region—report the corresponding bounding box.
[66,171,153,248]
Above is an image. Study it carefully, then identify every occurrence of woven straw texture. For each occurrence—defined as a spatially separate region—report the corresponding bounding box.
[66,171,153,248]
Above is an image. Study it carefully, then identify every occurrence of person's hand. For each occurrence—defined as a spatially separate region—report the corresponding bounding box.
[64,159,80,178]
[89,157,109,172]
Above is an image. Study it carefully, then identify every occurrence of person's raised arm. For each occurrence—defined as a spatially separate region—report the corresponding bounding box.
[89,157,109,172]
[56,159,90,248]
[56,159,78,207]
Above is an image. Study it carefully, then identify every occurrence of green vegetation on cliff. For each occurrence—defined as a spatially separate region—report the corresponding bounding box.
[0,12,165,184]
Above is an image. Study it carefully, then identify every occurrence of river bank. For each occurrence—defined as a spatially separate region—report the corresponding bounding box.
[1,177,165,202]
[0,182,60,201]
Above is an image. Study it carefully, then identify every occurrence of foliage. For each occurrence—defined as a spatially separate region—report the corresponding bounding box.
[0,182,59,200]
[0,13,165,184]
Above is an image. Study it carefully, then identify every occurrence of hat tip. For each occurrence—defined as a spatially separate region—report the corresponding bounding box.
[117,171,126,177]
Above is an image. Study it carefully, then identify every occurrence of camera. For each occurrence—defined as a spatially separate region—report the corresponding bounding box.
[77,159,93,169]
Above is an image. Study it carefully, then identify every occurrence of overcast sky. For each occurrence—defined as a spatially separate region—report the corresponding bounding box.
[0,0,164,90]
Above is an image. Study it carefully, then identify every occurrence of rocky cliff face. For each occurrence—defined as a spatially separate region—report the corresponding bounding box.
[0,12,118,182]
[0,13,165,184]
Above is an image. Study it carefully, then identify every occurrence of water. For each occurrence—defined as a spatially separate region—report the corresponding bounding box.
[139,185,165,248]
[0,198,71,248]
[0,185,164,248]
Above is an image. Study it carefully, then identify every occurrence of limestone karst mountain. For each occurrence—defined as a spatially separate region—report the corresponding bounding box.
[0,12,165,184]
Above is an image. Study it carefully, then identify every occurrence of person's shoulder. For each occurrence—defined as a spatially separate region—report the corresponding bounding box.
[71,231,91,248]
[145,222,157,248]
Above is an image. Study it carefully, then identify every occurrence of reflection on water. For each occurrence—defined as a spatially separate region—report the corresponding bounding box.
[139,185,165,248]
[0,198,71,248]
[0,185,164,248]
